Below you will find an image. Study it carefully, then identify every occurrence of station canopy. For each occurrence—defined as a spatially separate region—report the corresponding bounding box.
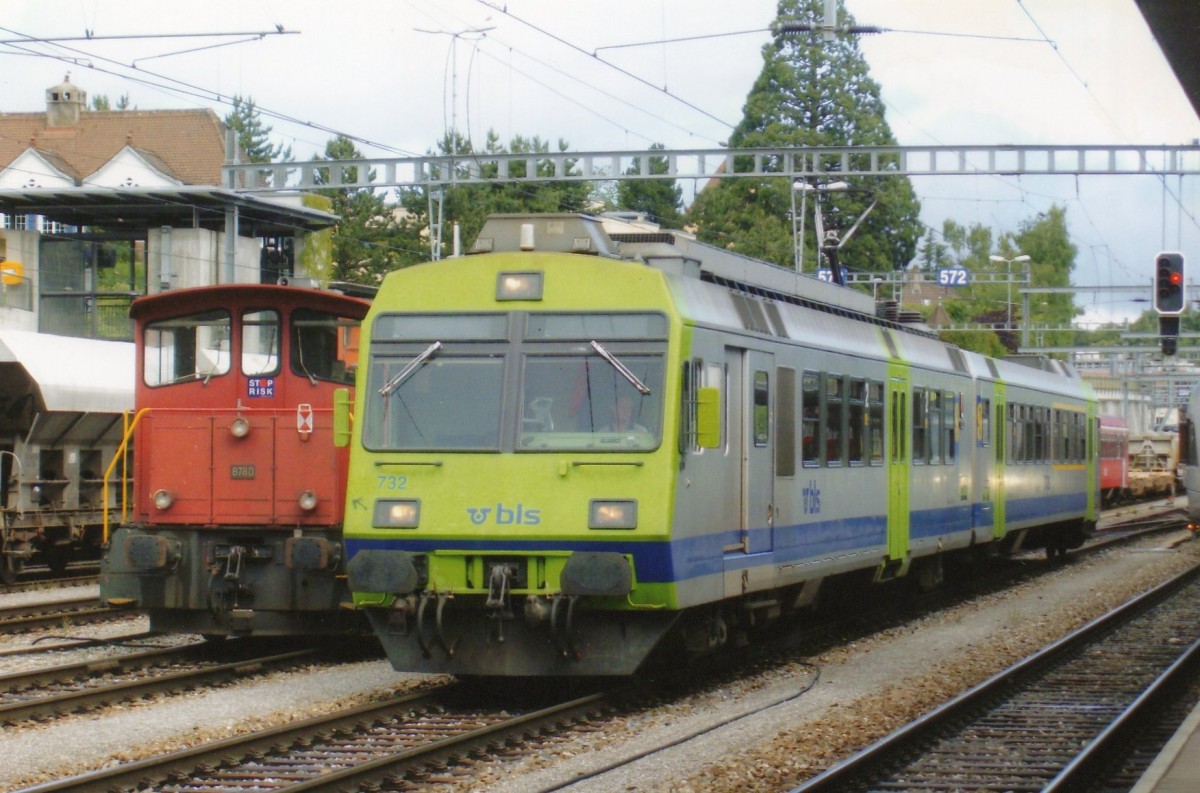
[0,186,337,236]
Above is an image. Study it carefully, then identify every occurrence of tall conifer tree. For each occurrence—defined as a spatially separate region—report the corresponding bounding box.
[687,0,921,274]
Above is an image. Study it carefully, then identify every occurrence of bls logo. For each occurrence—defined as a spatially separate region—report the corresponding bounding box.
[467,503,541,526]
[802,480,821,515]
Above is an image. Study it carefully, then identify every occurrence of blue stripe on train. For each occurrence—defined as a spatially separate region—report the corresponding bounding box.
[345,492,1087,585]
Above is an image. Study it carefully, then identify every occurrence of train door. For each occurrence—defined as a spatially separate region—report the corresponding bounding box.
[992,384,1007,540]
[886,364,910,564]
[973,383,995,534]
[723,348,774,568]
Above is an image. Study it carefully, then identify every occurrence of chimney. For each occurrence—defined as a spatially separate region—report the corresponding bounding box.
[45,73,87,128]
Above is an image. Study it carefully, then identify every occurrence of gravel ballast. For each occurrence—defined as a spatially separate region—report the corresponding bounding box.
[0,522,1195,792]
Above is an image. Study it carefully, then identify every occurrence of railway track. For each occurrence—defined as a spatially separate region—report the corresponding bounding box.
[0,596,132,634]
[790,562,1200,793]
[23,684,615,792]
[0,640,324,724]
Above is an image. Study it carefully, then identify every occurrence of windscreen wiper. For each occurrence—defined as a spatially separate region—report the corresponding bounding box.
[589,340,650,395]
[378,341,442,397]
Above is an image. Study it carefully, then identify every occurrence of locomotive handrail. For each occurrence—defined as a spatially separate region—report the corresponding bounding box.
[101,408,151,544]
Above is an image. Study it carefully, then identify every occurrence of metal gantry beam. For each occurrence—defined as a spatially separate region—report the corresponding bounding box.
[223,144,1200,192]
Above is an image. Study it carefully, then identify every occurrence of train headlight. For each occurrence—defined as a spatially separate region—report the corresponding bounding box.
[496,271,543,301]
[230,416,251,438]
[298,490,318,511]
[153,489,174,511]
[589,499,637,530]
[373,499,421,529]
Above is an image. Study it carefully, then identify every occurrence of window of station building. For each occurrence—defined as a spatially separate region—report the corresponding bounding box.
[868,382,884,465]
[802,371,820,467]
[912,387,928,464]
[825,374,844,465]
[143,309,231,387]
[776,366,796,477]
[847,378,865,465]
[241,309,280,377]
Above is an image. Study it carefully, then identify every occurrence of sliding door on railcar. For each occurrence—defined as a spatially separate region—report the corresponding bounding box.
[723,347,775,568]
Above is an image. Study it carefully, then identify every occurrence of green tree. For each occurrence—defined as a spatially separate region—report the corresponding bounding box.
[91,93,132,111]
[1008,205,1079,351]
[224,95,293,163]
[397,129,595,258]
[617,143,683,228]
[686,0,922,274]
[931,208,1079,356]
[315,135,414,285]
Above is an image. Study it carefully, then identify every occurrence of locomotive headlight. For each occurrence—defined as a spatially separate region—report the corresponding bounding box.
[298,490,319,511]
[589,499,637,530]
[230,416,251,438]
[496,271,543,301]
[153,489,174,511]
[373,499,421,529]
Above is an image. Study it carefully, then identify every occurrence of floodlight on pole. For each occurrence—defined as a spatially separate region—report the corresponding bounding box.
[989,254,1031,330]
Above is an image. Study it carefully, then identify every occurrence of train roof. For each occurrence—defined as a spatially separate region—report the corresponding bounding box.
[129,283,371,322]
[0,330,133,413]
[470,213,878,318]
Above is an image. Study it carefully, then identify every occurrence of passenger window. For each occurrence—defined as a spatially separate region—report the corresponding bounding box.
[753,371,769,448]
[944,391,956,464]
[802,372,820,467]
[912,388,928,464]
[847,379,865,465]
[776,367,796,477]
[868,382,884,465]
[825,374,843,465]
[929,390,942,465]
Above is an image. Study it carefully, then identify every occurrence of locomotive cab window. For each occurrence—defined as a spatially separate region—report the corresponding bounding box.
[242,309,280,377]
[143,309,231,387]
[291,308,362,385]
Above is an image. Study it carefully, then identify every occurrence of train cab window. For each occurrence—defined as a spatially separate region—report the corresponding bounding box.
[847,378,865,465]
[291,308,361,385]
[518,353,664,451]
[241,309,280,377]
[825,374,844,465]
[143,309,231,387]
[365,353,505,450]
[912,387,928,464]
[801,372,819,467]
[867,381,884,465]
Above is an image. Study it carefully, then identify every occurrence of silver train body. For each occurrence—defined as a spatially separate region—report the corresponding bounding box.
[344,214,1100,676]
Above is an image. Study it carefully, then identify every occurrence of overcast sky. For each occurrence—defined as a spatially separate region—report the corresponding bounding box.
[2,0,1199,323]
